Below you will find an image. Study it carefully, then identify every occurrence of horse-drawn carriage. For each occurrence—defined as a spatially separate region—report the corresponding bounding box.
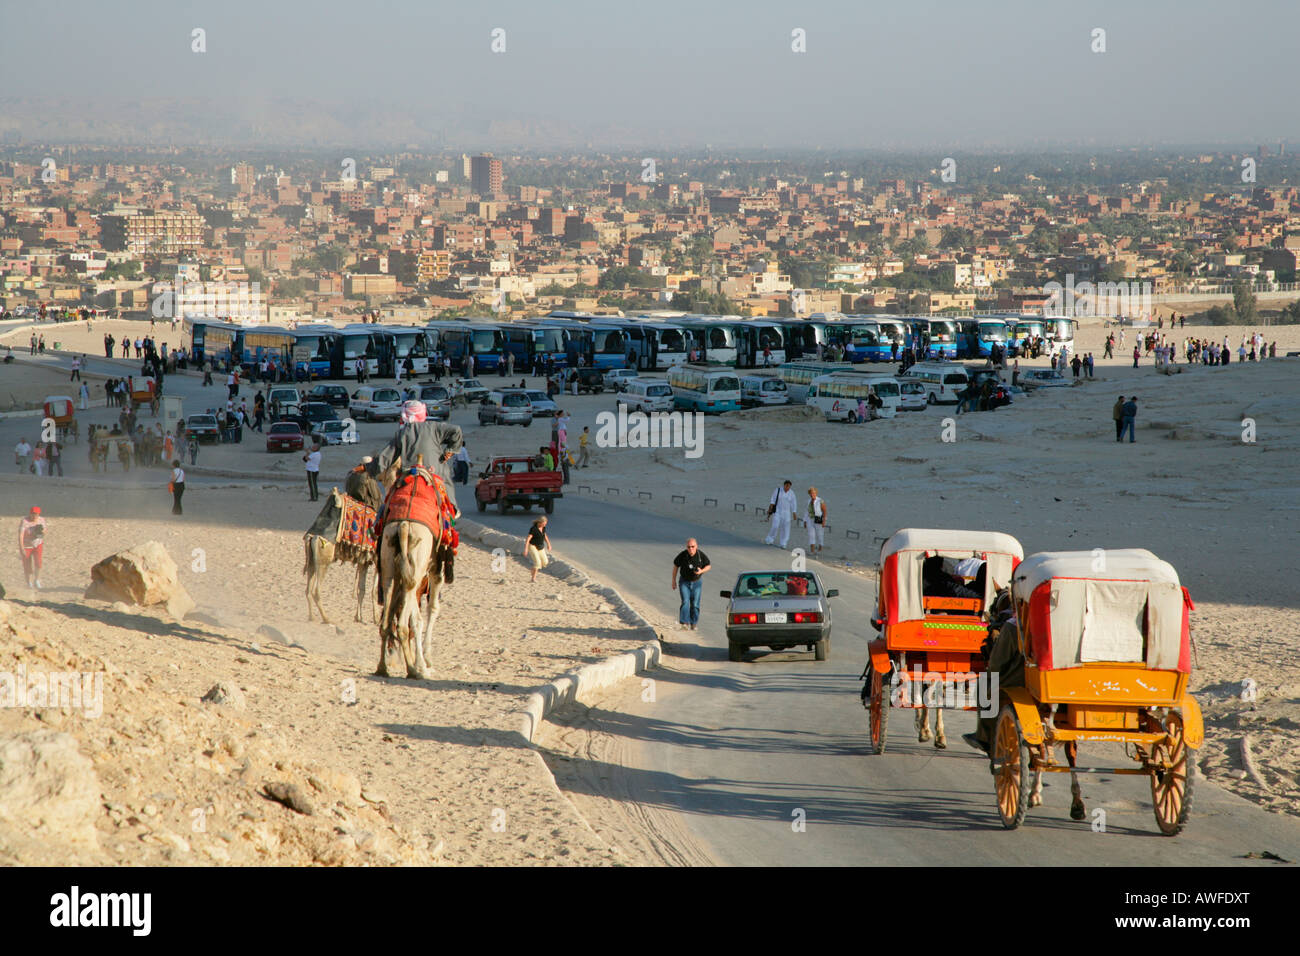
[89,426,133,472]
[129,376,159,414]
[864,528,1024,754]
[43,395,78,444]
[991,549,1202,835]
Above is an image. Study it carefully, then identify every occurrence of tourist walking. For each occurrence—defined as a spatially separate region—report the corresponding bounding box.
[671,538,711,632]
[1113,395,1126,441]
[764,479,798,548]
[14,437,32,473]
[45,439,63,477]
[304,442,322,501]
[1120,396,1138,443]
[170,460,186,515]
[453,444,471,485]
[524,516,552,582]
[18,506,47,589]
[805,487,828,554]
[187,433,199,466]
[70,355,82,381]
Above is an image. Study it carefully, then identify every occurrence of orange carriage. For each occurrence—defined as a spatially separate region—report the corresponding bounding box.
[129,376,159,414]
[43,395,78,444]
[992,550,1202,835]
[864,528,1024,754]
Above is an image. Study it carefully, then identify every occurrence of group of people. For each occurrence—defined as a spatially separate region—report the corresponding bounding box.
[763,479,831,555]
[14,438,64,477]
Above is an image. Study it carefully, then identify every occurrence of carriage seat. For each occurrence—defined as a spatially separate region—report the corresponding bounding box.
[922,596,983,616]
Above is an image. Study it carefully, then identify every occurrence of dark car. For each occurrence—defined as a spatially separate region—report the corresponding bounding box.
[720,570,837,661]
[186,413,220,444]
[566,367,605,394]
[307,384,351,408]
[266,422,305,452]
[301,401,338,426]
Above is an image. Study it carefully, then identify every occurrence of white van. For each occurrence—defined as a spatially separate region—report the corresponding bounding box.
[851,374,901,419]
[807,372,890,422]
[618,378,674,413]
[349,385,404,422]
[900,362,969,405]
[739,375,790,407]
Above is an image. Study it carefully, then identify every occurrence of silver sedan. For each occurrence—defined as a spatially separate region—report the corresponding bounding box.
[720,571,838,662]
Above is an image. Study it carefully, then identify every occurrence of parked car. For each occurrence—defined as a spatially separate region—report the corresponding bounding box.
[1022,368,1072,389]
[453,378,489,405]
[523,390,558,417]
[570,367,606,394]
[349,385,403,421]
[312,419,358,446]
[417,384,452,421]
[478,389,534,426]
[618,378,674,413]
[897,380,928,412]
[720,570,837,661]
[266,421,305,452]
[266,386,303,416]
[603,368,640,392]
[300,401,338,427]
[474,455,563,515]
[186,413,221,443]
[306,383,351,408]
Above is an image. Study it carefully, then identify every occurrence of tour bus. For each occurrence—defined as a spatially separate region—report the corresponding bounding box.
[738,374,790,407]
[899,361,969,405]
[832,316,895,362]
[511,321,571,371]
[778,360,854,403]
[382,325,434,376]
[439,320,505,372]
[290,326,341,379]
[1006,316,1046,356]
[807,371,892,422]
[666,364,742,413]
[677,317,738,366]
[337,323,389,377]
[190,320,244,368]
[778,318,832,360]
[921,318,959,359]
[240,325,296,374]
[636,320,691,369]
[1044,316,1079,352]
[956,318,1010,359]
[874,318,911,358]
[742,320,787,368]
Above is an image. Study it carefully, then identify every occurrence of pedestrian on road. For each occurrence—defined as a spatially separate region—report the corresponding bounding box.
[44,439,63,477]
[764,479,797,548]
[79,381,89,410]
[671,538,711,632]
[304,443,322,501]
[453,444,471,484]
[1120,396,1138,443]
[524,516,552,582]
[187,433,199,466]
[70,355,82,381]
[1133,345,1140,368]
[577,426,590,467]
[14,437,32,473]
[18,506,46,589]
[805,487,828,554]
[170,460,186,515]
[1112,395,1125,441]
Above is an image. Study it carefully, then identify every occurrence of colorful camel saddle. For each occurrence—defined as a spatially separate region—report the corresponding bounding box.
[379,465,459,553]
[341,496,379,552]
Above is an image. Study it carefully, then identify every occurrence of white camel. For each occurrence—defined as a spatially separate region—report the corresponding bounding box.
[376,518,451,680]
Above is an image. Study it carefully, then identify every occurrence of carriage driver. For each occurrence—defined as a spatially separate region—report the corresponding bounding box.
[964,588,1023,756]
[372,401,464,512]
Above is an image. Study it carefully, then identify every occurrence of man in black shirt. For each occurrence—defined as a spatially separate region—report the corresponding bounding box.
[671,538,711,632]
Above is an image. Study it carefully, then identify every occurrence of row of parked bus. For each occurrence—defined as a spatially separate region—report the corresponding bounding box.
[188,312,1077,381]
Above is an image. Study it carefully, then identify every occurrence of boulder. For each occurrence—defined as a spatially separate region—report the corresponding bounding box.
[85,541,194,613]
[200,682,246,711]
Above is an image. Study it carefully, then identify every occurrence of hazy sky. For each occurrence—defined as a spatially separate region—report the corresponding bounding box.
[2,0,1298,148]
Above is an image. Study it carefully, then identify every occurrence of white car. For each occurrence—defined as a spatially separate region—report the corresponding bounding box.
[1022,369,1072,389]
[618,378,674,412]
[349,385,404,421]
[897,380,928,411]
[603,368,640,392]
[312,419,359,445]
[454,378,489,404]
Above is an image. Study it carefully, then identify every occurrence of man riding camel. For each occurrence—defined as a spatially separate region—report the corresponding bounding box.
[372,400,464,511]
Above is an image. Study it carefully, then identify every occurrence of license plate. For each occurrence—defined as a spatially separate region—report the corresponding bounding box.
[765,612,787,624]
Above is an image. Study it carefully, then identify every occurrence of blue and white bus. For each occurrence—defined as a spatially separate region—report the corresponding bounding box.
[439,321,505,372]
[677,317,737,366]
[874,318,911,359]
[240,325,296,374]
[832,316,894,362]
[636,320,691,369]
[289,326,341,379]
[336,324,389,377]
[778,317,837,360]
[1006,316,1045,357]
[382,325,434,375]
[666,364,742,413]
[919,318,959,360]
[515,322,572,370]
[1045,317,1079,353]
[189,320,244,368]
[956,318,1010,359]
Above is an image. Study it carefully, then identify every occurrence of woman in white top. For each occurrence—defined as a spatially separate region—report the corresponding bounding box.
[170,460,186,515]
[805,487,828,554]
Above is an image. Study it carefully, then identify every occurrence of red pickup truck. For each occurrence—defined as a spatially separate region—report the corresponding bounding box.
[474,455,563,515]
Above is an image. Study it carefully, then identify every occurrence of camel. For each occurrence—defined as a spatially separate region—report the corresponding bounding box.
[375,464,457,680]
[303,458,398,624]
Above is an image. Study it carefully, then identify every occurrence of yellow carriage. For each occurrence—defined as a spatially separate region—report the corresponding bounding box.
[992,550,1202,835]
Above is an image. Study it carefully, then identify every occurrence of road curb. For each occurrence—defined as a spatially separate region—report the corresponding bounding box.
[455,515,663,744]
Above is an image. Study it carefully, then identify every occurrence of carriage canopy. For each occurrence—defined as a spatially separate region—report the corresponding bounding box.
[1012,550,1191,673]
[877,528,1024,624]
[43,396,75,419]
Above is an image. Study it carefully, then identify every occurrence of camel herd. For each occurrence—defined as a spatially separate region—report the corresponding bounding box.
[303,455,455,681]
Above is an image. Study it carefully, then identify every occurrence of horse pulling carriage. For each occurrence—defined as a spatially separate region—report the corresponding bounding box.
[991,549,1202,835]
[43,396,78,444]
[129,376,159,414]
[864,529,1024,754]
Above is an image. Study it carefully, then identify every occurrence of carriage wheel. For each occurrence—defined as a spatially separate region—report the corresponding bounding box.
[994,705,1031,829]
[1150,712,1194,836]
[867,668,889,754]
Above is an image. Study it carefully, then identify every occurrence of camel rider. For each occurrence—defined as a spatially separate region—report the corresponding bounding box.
[965,587,1021,755]
[373,401,463,512]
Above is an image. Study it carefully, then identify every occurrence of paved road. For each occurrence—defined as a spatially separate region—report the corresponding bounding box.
[476,493,1300,866]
